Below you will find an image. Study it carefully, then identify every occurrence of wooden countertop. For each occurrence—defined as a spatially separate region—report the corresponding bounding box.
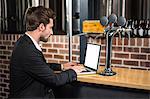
[77,66,150,91]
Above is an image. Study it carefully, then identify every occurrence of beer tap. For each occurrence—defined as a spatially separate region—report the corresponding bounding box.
[100,16,131,76]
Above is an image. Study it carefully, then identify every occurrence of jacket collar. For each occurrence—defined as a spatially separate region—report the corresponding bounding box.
[25,32,42,52]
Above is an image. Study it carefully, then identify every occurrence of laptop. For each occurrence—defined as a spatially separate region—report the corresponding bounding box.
[79,43,101,75]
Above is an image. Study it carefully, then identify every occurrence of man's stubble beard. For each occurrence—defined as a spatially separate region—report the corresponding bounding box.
[40,37,48,42]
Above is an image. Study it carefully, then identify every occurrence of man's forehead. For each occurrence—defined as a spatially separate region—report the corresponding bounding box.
[49,18,53,23]
[49,18,54,26]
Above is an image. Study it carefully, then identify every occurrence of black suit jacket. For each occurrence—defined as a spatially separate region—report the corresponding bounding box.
[9,34,77,98]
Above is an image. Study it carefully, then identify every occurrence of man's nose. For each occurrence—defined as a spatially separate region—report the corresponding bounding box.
[50,30,53,35]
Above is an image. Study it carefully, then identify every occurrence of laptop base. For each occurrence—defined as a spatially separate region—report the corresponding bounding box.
[78,67,96,75]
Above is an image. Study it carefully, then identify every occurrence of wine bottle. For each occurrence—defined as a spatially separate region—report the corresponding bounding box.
[133,20,138,37]
[137,20,144,37]
[143,20,149,37]
[125,19,133,37]
[148,20,150,37]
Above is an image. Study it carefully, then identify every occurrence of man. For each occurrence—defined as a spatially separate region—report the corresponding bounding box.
[9,6,84,98]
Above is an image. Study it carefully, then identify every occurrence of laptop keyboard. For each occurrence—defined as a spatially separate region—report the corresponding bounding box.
[82,69,91,72]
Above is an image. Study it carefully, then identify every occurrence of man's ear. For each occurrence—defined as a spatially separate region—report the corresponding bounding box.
[38,23,45,31]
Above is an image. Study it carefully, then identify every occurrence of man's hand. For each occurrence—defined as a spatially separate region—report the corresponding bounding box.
[63,62,77,67]
[62,62,77,70]
[62,62,85,74]
[70,65,85,74]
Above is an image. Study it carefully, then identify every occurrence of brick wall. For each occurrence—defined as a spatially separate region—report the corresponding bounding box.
[0,34,21,98]
[0,34,150,98]
[87,37,150,69]
[41,35,80,64]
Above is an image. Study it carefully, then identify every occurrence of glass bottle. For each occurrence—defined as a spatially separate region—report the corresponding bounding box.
[133,20,138,37]
[127,19,135,37]
[137,20,144,37]
[131,20,135,37]
[148,20,150,37]
[143,20,149,37]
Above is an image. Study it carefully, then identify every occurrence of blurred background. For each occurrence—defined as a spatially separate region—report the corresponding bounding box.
[0,0,150,35]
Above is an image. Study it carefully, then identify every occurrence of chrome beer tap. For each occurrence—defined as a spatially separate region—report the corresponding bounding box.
[100,16,131,76]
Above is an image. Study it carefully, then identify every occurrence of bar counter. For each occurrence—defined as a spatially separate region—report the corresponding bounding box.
[54,67,150,99]
[77,66,150,90]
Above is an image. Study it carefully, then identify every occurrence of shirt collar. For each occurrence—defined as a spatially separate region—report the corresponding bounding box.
[25,32,42,51]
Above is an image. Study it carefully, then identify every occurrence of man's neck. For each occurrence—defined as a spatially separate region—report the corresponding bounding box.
[26,30,40,44]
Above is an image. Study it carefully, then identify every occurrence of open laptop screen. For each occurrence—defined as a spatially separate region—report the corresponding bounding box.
[84,43,101,70]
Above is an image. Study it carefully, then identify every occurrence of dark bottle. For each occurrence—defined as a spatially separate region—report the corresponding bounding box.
[143,20,149,37]
[148,20,150,37]
[125,19,133,37]
[133,20,138,37]
[131,20,135,37]
[137,20,144,37]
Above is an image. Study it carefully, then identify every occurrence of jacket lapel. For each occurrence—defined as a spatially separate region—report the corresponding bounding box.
[23,34,47,63]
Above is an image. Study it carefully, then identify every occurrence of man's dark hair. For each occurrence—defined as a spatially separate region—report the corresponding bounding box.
[25,6,56,31]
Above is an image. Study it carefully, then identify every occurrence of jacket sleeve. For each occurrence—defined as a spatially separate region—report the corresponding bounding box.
[47,63,62,71]
[23,48,77,87]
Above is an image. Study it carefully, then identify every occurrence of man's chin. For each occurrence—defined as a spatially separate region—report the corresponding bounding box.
[40,37,48,42]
